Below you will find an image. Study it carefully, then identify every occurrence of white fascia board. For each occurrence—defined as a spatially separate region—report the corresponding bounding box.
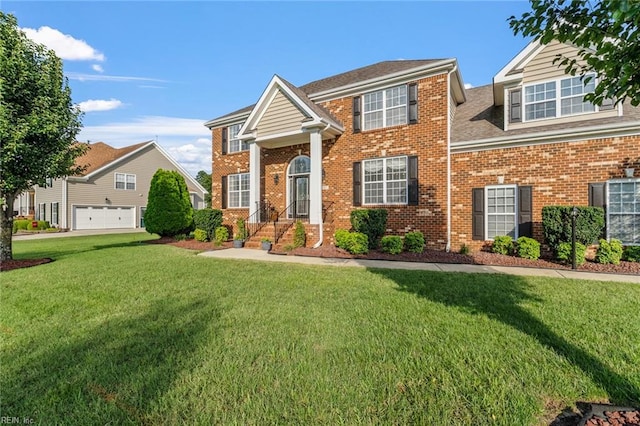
[451,121,640,153]
[493,40,544,84]
[204,111,251,129]
[151,142,209,194]
[309,60,458,102]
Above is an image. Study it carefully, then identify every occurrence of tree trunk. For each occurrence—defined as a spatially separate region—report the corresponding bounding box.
[1,196,15,261]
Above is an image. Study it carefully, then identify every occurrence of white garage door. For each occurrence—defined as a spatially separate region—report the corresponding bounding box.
[73,206,135,230]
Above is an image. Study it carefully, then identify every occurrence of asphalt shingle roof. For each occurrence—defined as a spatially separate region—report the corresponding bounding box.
[75,141,150,176]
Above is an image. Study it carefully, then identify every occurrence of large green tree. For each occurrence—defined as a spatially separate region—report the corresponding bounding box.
[0,13,85,260]
[195,170,212,208]
[145,169,194,237]
[509,0,640,106]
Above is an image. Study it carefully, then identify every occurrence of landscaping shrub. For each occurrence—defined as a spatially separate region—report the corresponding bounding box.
[542,206,605,250]
[595,239,623,265]
[459,244,470,255]
[404,231,425,253]
[516,236,540,260]
[622,246,640,262]
[334,229,368,254]
[556,241,586,266]
[293,221,306,248]
[145,169,194,237]
[235,218,247,241]
[194,229,208,242]
[12,219,30,233]
[193,209,223,241]
[214,226,229,244]
[350,209,387,249]
[380,236,403,254]
[26,220,49,231]
[491,235,514,255]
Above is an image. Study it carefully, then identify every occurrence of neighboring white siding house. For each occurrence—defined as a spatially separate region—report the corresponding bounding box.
[34,140,208,230]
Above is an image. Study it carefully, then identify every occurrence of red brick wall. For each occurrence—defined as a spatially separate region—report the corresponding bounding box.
[211,74,451,248]
[451,135,640,251]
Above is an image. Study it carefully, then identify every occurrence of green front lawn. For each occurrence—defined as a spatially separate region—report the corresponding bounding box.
[2,233,639,424]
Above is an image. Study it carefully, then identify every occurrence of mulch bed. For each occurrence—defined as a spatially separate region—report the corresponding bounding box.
[274,244,640,276]
[549,403,640,426]
[1,258,53,272]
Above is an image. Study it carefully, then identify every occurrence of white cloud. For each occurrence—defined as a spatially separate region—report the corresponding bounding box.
[78,116,212,175]
[67,72,167,83]
[21,26,104,61]
[92,64,104,73]
[77,98,123,112]
[139,85,165,89]
[464,83,474,89]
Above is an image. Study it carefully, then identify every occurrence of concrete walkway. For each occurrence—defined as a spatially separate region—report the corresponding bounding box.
[12,228,145,240]
[199,248,640,284]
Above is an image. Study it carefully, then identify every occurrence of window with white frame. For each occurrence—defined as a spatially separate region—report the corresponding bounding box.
[51,202,59,226]
[524,73,596,121]
[607,180,640,245]
[363,84,407,131]
[228,123,249,153]
[486,185,517,239]
[228,173,250,208]
[45,178,53,188]
[115,173,136,190]
[38,203,46,221]
[363,156,407,205]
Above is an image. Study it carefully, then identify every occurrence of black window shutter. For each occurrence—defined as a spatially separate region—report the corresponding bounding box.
[408,82,418,124]
[407,156,418,205]
[353,97,361,134]
[472,188,485,240]
[600,98,615,110]
[589,182,606,209]
[509,89,522,123]
[353,162,362,206]
[221,127,228,155]
[221,176,228,209]
[518,185,533,238]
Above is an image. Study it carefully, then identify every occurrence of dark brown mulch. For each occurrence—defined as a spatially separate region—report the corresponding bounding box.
[272,245,640,276]
[144,236,232,251]
[549,402,640,426]
[1,258,53,272]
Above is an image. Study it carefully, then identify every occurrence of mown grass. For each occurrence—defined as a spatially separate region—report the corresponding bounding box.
[2,233,639,425]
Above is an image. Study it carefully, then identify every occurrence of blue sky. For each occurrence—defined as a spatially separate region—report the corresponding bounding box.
[2,1,533,176]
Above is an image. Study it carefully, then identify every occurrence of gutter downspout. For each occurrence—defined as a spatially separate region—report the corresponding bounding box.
[312,123,331,248]
[446,65,457,252]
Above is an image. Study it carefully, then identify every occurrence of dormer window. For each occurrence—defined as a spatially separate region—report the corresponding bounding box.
[522,74,596,122]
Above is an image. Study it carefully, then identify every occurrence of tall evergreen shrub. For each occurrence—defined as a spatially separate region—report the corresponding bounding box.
[145,169,194,237]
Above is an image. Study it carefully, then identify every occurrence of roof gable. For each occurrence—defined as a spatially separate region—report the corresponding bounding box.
[236,75,343,141]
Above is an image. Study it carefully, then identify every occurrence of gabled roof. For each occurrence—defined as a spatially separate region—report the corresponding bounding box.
[451,84,640,148]
[236,75,344,141]
[72,141,208,194]
[205,59,460,128]
[74,141,151,176]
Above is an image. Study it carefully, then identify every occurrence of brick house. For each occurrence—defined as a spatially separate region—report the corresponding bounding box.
[205,39,640,250]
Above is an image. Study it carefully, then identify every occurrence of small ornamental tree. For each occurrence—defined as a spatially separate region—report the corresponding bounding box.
[0,13,85,260]
[144,169,194,237]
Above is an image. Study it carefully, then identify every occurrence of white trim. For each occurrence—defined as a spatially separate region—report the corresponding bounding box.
[606,178,640,245]
[362,84,408,131]
[204,111,251,129]
[451,121,640,153]
[362,155,409,206]
[493,40,545,85]
[114,172,136,190]
[521,74,597,123]
[227,172,250,209]
[484,184,518,240]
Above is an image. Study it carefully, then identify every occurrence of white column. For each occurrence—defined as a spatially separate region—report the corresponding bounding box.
[248,141,260,222]
[309,130,323,225]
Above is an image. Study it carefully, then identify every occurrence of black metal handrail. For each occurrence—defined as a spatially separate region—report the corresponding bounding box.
[273,199,310,243]
[245,200,272,240]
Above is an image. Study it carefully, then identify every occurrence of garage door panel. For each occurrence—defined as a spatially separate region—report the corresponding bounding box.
[74,206,134,230]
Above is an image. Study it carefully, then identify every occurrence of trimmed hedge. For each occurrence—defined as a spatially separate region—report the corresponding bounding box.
[12,219,30,233]
[492,236,514,255]
[542,206,605,251]
[350,209,387,249]
[145,169,194,237]
[404,231,425,253]
[193,209,223,241]
[622,246,640,262]
[334,229,369,254]
[194,229,208,242]
[556,241,586,266]
[595,239,623,265]
[214,226,229,244]
[380,236,403,254]
[516,236,540,260]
